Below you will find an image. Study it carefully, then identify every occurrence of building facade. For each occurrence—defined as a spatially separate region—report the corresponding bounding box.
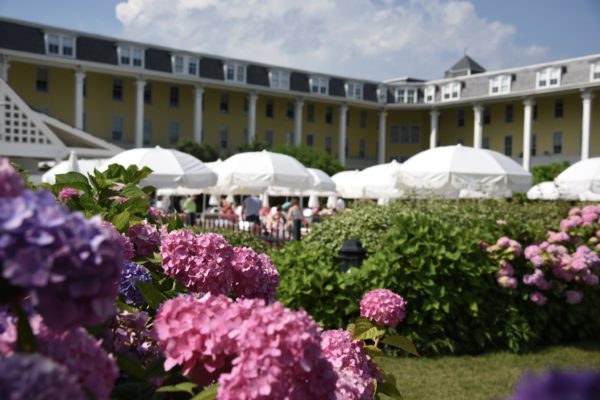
[1,17,599,171]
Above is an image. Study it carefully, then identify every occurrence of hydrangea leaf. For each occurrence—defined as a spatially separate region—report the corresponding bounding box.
[382,334,420,357]
[156,382,198,395]
[191,384,218,400]
[352,317,385,341]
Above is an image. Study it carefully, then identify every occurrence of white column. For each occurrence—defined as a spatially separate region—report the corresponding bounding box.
[0,56,9,82]
[338,104,348,166]
[193,85,204,144]
[247,92,258,144]
[74,69,85,130]
[522,98,535,171]
[581,91,594,160]
[378,110,387,164]
[294,98,304,146]
[429,109,440,149]
[135,78,146,148]
[473,104,483,148]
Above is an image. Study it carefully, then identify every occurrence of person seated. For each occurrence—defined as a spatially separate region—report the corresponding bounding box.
[220,198,236,219]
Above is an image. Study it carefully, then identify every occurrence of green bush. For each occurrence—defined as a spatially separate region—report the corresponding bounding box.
[273,200,599,355]
[531,161,570,184]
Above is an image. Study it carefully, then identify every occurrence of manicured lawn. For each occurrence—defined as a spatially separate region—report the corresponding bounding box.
[379,342,600,400]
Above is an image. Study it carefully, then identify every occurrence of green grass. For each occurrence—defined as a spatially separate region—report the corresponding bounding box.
[379,342,600,400]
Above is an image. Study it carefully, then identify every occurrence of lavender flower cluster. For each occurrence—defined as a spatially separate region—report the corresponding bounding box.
[120,261,152,305]
[359,288,407,327]
[509,370,600,400]
[128,220,161,257]
[105,310,158,365]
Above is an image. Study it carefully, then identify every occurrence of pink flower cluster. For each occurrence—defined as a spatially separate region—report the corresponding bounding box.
[101,220,135,260]
[487,236,523,258]
[359,289,407,327]
[560,205,600,232]
[0,158,25,198]
[320,329,382,400]
[57,187,80,202]
[0,315,118,400]
[231,247,280,302]
[153,294,338,399]
[496,260,518,289]
[128,220,160,257]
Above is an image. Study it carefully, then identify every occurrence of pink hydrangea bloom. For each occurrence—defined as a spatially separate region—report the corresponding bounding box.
[565,290,584,305]
[100,221,135,260]
[584,271,599,286]
[496,260,515,277]
[568,246,599,272]
[546,231,570,244]
[0,158,25,198]
[523,269,552,290]
[489,236,522,257]
[529,291,547,306]
[359,289,407,327]
[0,315,118,400]
[57,187,80,202]
[149,206,166,221]
[128,220,160,257]
[320,329,381,400]
[560,216,583,232]
[218,299,337,400]
[109,195,128,204]
[160,230,234,294]
[231,247,280,302]
[153,294,238,386]
[497,276,518,289]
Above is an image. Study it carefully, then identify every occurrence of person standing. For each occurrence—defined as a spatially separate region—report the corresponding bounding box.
[243,195,261,225]
[182,195,197,226]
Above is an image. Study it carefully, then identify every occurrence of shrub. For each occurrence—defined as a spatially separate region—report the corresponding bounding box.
[531,161,570,184]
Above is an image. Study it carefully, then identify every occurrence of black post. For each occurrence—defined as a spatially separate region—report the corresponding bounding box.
[293,219,302,241]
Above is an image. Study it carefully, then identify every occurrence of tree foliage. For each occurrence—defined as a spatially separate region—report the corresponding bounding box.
[175,139,219,162]
[531,161,570,184]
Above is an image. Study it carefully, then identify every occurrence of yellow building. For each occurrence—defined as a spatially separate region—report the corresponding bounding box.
[0,17,599,172]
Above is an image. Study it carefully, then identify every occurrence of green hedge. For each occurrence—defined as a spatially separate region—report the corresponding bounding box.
[273,200,600,355]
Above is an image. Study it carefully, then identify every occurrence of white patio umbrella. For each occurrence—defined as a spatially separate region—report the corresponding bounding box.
[208,150,313,195]
[527,181,560,200]
[397,144,532,198]
[268,167,337,196]
[331,170,362,198]
[354,160,404,199]
[102,146,217,189]
[555,158,600,200]
[42,153,106,184]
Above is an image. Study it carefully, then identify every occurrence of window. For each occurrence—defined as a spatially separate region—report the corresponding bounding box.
[265,130,274,148]
[554,98,564,118]
[118,45,144,67]
[219,127,228,149]
[395,88,417,104]
[307,104,315,122]
[266,99,274,118]
[269,70,290,90]
[591,61,600,80]
[483,107,491,125]
[441,82,461,101]
[172,54,199,76]
[504,135,513,156]
[325,136,332,155]
[359,139,366,158]
[112,79,123,101]
[531,133,537,157]
[112,116,123,142]
[410,126,420,144]
[424,85,435,103]
[377,85,388,103]
[391,126,400,144]
[536,67,561,88]
[143,119,152,146]
[168,121,180,145]
[220,93,229,113]
[169,87,179,107]
[310,76,328,95]
[44,33,75,57]
[489,75,511,94]
[482,136,490,149]
[505,104,513,123]
[360,110,367,128]
[457,109,465,127]
[286,132,293,145]
[224,62,246,83]
[286,102,294,119]
[325,106,333,124]
[346,82,363,100]
[553,131,562,154]
[144,83,152,105]
[306,134,314,147]
[36,68,48,92]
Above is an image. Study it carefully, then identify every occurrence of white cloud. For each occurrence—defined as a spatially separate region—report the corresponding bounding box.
[115,0,548,80]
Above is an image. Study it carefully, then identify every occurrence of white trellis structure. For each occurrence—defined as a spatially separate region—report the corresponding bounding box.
[0,78,122,162]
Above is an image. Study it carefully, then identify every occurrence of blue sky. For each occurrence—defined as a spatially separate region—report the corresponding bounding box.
[0,0,598,80]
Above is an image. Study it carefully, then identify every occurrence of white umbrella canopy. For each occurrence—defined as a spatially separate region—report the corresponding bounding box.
[331,170,362,198]
[102,146,217,189]
[354,160,404,199]
[209,150,314,195]
[555,158,600,200]
[397,144,532,198]
[42,155,106,184]
[268,167,337,196]
[527,181,560,200]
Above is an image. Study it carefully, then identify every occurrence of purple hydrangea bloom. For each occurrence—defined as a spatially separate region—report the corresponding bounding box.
[57,187,80,202]
[0,158,25,198]
[120,261,152,305]
[106,310,158,364]
[509,370,600,400]
[0,353,86,400]
[128,221,161,257]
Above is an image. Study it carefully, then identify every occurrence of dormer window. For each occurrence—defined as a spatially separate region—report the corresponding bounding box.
[172,54,199,76]
[489,75,511,95]
[118,45,144,67]
[224,62,246,83]
[269,70,290,90]
[591,61,600,81]
[376,85,388,103]
[44,33,75,58]
[536,67,561,88]
[441,82,461,101]
[345,82,363,100]
[424,85,435,103]
[309,76,328,95]
[396,87,417,104]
